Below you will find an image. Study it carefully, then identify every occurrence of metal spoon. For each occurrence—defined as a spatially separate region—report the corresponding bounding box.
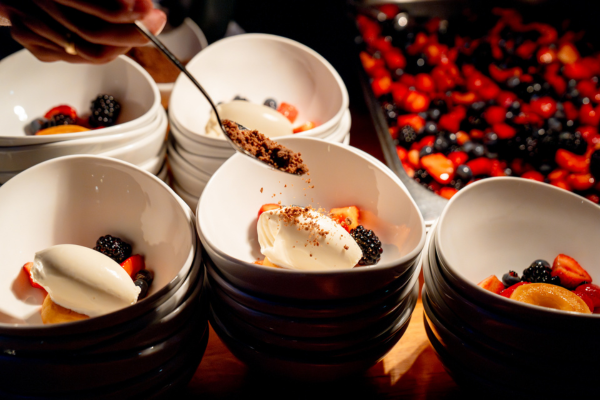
[134,21,304,175]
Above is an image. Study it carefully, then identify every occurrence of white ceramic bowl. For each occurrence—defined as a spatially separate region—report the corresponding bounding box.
[197,137,425,300]
[172,181,200,214]
[436,177,600,319]
[137,141,167,175]
[169,118,236,157]
[0,155,196,331]
[169,34,348,144]
[173,142,228,176]
[0,50,160,146]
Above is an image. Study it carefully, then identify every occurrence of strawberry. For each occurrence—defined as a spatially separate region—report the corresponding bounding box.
[407,149,420,169]
[470,129,485,140]
[371,36,392,53]
[455,131,470,145]
[406,32,429,56]
[359,52,385,75]
[403,91,430,113]
[488,65,522,83]
[44,105,77,120]
[438,114,461,133]
[391,82,409,105]
[399,73,416,87]
[258,204,281,219]
[567,173,595,191]
[396,145,408,162]
[515,40,537,59]
[378,4,400,19]
[577,80,598,99]
[447,151,468,167]
[532,23,557,45]
[537,46,557,64]
[477,275,505,295]
[418,135,435,148]
[530,97,557,119]
[120,254,145,279]
[551,177,572,191]
[424,43,448,65]
[22,262,45,290]
[467,157,492,176]
[451,91,477,105]
[564,61,594,81]
[586,194,600,203]
[574,284,600,307]
[329,206,360,232]
[573,291,594,312]
[551,254,593,289]
[557,42,580,64]
[439,187,458,199]
[293,121,317,133]
[496,91,518,108]
[500,282,528,298]
[371,76,392,98]
[277,102,298,123]
[383,48,406,70]
[563,101,579,121]
[555,149,590,174]
[397,114,425,132]
[493,123,517,139]
[415,73,436,93]
[484,106,506,125]
[421,153,455,184]
[579,104,600,126]
[521,170,544,182]
[402,162,415,178]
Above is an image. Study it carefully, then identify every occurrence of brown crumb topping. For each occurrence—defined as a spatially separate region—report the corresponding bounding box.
[222,120,308,175]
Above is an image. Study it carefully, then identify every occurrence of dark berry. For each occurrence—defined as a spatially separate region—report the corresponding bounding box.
[521,259,559,285]
[396,125,418,146]
[424,121,439,136]
[135,269,154,286]
[502,271,521,286]
[590,150,600,180]
[414,168,432,185]
[29,118,47,135]
[455,164,473,182]
[471,143,486,158]
[93,235,132,263]
[434,136,450,153]
[484,132,499,153]
[233,95,247,101]
[89,94,121,128]
[429,98,448,114]
[419,145,434,158]
[350,225,383,266]
[263,98,277,109]
[558,131,587,155]
[44,113,75,128]
[546,117,562,133]
[135,279,149,299]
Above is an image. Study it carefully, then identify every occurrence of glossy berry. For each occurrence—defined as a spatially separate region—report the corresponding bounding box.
[433,136,450,153]
[135,269,154,286]
[134,279,149,299]
[396,125,418,146]
[94,235,132,263]
[233,95,248,101]
[89,94,121,128]
[522,259,561,285]
[419,145,434,158]
[502,271,521,287]
[44,113,75,128]
[558,131,587,155]
[263,98,277,109]
[29,118,47,135]
[455,164,473,182]
[350,225,383,266]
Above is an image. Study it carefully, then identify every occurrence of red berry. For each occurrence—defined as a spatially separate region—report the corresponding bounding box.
[493,123,517,139]
[484,106,506,125]
[447,151,468,167]
[397,114,426,132]
[439,187,458,199]
[555,149,590,174]
[277,102,298,123]
[530,97,557,119]
[574,284,600,307]
[500,282,529,298]
[466,157,492,176]
[551,254,593,289]
[44,105,77,120]
[371,76,392,98]
[521,171,544,182]
[403,91,430,113]
[383,48,406,70]
[421,153,455,184]
[415,73,436,93]
[567,173,595,191]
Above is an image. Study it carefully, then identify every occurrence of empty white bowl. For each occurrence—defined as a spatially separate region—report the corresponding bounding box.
[169,119,236,157]
[0,50,160,146]
[436,177,600,320]
[0,155,196,331]
[169,33,348,144]
[197,136,425,300]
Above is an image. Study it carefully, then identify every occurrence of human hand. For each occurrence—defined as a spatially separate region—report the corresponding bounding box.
[0,0,166,63]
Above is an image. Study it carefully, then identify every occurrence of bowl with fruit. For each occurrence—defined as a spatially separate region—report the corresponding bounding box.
[169,33,349,145]
[0,50,161,146]
[196,136,425,300]
[435,177,600,320]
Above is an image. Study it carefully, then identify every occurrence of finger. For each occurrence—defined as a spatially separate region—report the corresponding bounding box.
[11,22,88,63]
[33,0,165,47]
[52,0,154,24]
[20,15,131,64]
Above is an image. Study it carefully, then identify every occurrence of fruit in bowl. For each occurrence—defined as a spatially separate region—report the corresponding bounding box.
[357,5,600,202]
[478,254,598,314]
[21,235,154,324]
[254,203,383,271]
[27,94,122,135]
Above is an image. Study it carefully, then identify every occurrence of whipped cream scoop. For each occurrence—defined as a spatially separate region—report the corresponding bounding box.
[257,206,362,271]
[32,244,140,318]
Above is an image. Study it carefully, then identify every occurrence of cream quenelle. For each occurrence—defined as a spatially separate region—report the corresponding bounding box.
[257,206,362,271]
[32,244,140,318]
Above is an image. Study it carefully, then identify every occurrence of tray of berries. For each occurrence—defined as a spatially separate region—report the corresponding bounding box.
[352,1,600,223]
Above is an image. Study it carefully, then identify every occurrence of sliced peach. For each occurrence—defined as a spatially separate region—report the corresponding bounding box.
[35,125,90,136]
[477,275,504,294]
[510,283,591,314]
[41,296,89,324]
[329,206,360,232]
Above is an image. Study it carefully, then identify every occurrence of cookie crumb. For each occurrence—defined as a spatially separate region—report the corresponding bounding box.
[260,187,263,193]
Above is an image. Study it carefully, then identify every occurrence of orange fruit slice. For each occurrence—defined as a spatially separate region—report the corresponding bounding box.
[510,283,591,313]
[35,125,90,136]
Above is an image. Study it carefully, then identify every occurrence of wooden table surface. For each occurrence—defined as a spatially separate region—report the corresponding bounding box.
[182,106,463,399]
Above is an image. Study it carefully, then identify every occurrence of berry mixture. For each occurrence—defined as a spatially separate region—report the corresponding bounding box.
[478,254,599,314]
[27,94,122,135]
[357,6,600,202]
[228,95,318,133]
[254,203,383,269]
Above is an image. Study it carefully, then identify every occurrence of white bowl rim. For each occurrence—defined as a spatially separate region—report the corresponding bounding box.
[196,136,426,276]
[435,179,600,320]
[0,154,197,332]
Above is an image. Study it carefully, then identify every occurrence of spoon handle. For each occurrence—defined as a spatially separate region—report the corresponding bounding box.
[134,20,224,128]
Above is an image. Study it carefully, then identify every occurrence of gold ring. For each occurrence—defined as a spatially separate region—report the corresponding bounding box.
[64,33,77,55]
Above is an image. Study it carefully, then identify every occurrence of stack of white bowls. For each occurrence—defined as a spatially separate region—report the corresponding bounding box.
[0,156,209,399]
[0,50,168,186]
[168,34,351,210]
[196,137,426,381]
[422,177,600,397]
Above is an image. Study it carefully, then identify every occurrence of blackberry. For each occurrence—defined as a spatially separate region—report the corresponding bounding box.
[414,168,432,186]
[43,113,75,128]
[94,235,132,263]
[396,125,418,147]
[522,259,561,285]
[89,94,121,128]
[350,225,383,266]
[591,150,600,180]
[558,131,587,155]
[263,98,277,109]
